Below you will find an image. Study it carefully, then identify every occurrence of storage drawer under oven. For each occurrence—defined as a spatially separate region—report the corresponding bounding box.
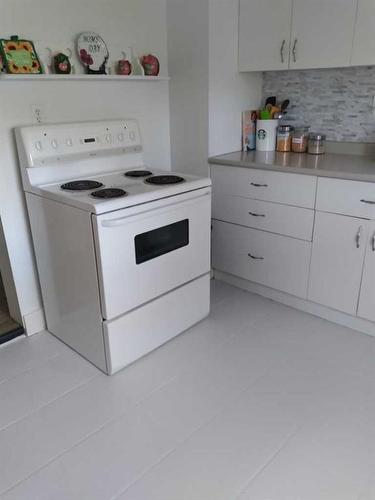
[92,189,211,320]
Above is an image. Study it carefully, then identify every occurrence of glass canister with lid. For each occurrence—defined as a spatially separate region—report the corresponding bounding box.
[292,126,310,153]
[276,125,294,152]
[308,133,326,155]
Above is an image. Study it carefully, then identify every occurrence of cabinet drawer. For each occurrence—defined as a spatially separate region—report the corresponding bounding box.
[316,177,375,219]
[211,166,317,208]
[212,195,314,241]
[212,220,311,298]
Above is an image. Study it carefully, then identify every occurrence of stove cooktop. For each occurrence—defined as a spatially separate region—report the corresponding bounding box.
[124,170,153,178]
[61,180,104,191]
[91,188,128,199]
[37,169,210,215]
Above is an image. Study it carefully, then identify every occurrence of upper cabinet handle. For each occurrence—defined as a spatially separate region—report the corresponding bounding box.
[251,182,268,187]
[280,39,286,63]
[292,39,298,63]
[360,199,375,205]
[356,226,362,249]
[372,232,375,252]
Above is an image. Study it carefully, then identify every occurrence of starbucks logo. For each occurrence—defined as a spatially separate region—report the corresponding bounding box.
[257,129,267,141]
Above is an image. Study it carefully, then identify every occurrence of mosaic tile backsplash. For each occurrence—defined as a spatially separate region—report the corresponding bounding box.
[263,66,375,143]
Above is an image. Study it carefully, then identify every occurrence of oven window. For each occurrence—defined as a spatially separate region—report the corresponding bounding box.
[135,219,189,264]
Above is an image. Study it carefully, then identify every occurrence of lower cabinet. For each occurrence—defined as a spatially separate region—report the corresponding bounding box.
[358,221,375,322]
[308,212,368,316]
[212,220,311,299]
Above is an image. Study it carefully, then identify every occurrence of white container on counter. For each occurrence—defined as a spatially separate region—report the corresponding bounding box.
[256,119,278,152]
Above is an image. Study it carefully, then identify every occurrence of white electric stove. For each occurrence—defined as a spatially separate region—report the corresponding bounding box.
[16,120,212,374]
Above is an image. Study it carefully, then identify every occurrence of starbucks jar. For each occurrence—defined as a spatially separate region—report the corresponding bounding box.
[292,127,310,153]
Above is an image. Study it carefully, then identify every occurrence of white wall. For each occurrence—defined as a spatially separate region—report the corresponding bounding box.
[209,0,262,156]
[0,0,170,334]
[167,0,263,175]
[167,0,210,177]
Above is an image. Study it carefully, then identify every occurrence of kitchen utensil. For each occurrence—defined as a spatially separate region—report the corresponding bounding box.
[265,96,277,107]
[281,99,290,113]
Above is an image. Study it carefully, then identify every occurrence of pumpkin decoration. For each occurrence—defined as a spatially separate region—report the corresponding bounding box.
[0,35,42,74]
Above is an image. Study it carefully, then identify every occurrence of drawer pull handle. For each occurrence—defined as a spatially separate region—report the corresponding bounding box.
[249,212,266,217]
[360,199,375,205]
[248,253,264,261]
[372,232,375,252]
[251,183,268,188]
[356,226,362,249]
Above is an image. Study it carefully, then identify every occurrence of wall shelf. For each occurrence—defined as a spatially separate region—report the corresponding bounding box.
[0,74,170,82]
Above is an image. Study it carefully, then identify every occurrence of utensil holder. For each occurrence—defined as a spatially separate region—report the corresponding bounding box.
[256,119,279,152]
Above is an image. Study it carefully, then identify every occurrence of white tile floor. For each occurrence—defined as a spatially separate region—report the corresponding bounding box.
[1,280,375,500]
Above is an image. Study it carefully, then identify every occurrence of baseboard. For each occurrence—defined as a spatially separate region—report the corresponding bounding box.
[23,308,46,336]
[214,270,375,338]
[0,326,25,345]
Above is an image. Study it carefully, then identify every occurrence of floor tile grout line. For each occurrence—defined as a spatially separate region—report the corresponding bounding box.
[2,284,301,497]
[0,320,243,496]
[0,341,69,386]
[0,352,62,389]
[0,318,236,437]
[0,316,246,495]
[111,361,283,500]
[0,369,191,497]
[233,421,306,500]
[0,372,100,433]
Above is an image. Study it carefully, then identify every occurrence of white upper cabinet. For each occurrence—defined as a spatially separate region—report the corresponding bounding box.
[239,0,358,71]
[290,0,357,70]
[351,0,375,66]
[239,0,293,72]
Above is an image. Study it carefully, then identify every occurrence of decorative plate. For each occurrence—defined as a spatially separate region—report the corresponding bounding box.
[77,32,109,74]
[0,36,42,74]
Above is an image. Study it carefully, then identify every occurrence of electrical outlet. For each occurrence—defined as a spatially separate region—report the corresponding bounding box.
[31,104,44,124]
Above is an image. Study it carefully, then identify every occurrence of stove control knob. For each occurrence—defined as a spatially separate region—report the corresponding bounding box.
[129,131,136,142]
[51,139,58,149]
[117,133,124,142]
[35,141,42,151]
[66,138,73,147]
[105,134,112,143]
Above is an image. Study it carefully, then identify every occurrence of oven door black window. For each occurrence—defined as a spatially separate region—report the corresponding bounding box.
[135,219,189,264]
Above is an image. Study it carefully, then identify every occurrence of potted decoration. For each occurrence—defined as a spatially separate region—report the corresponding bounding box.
[117,52,132,76]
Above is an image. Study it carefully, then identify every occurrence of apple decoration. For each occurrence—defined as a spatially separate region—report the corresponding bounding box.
[141,54,160,76]
[117,52,132,75]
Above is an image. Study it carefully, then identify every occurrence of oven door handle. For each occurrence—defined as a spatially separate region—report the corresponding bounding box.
[101,191,211,228]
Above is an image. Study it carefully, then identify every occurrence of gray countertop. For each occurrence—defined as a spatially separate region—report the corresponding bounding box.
[208,150,375,183]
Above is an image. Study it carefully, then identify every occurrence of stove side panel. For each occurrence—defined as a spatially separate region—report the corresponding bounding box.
[26,194,107,373]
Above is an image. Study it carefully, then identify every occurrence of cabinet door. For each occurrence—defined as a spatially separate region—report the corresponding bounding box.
[358,222,375,322]
[290,0,357,70]
[239,0,292,71]
[308,212,368,315]
[351,0,375,66]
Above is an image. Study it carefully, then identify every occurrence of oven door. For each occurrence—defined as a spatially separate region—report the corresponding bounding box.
[92,188,211,320]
